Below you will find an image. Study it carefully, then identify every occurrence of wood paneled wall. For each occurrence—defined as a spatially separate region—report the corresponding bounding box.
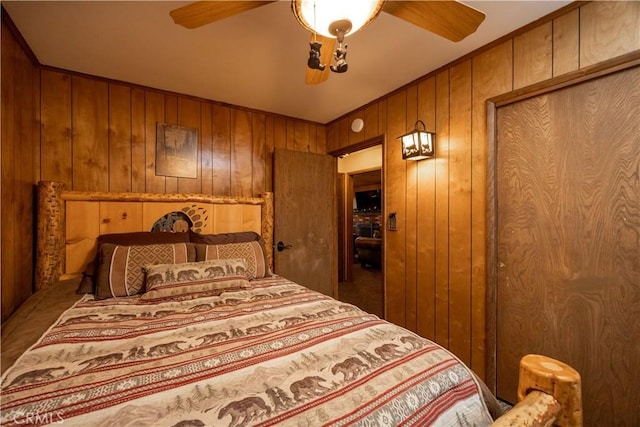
[38,70,326,196]
[327,1,640,380]
[1,13,326,322]
[1,12,40,322]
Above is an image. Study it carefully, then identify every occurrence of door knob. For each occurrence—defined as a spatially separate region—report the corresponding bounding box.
[276,241,292,252]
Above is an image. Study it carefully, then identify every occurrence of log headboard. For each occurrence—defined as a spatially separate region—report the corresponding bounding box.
[35,181,274,290]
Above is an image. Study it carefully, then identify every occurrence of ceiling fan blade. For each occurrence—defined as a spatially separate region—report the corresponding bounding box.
[305,35,336,85]
[382,0,485,42]
[170,1,276,29]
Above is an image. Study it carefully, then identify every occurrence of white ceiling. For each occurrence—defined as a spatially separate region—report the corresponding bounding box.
[2,1,571,123]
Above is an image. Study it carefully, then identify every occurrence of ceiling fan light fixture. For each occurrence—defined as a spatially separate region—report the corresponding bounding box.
[292,0,385,38]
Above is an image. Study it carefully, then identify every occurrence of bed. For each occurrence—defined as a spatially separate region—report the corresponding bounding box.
[1,181,582,426]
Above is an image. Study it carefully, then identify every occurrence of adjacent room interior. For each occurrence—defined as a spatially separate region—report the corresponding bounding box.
[337,146,383,318]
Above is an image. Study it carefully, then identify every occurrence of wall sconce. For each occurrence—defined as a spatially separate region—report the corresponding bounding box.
[397,120,435,160]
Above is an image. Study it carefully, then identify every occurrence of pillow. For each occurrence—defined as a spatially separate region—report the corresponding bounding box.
[94,242,195,300]
[189,231,271,275]
[98,231,190,246]
[195,241,269,280]
[140,259,250,302]
[77,231,190,294]
[188,230,261,245]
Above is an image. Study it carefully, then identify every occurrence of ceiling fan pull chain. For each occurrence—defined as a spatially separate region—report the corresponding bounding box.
[306,0,326,71]
[312,0,317,43]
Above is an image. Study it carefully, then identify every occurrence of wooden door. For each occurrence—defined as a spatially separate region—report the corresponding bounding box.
[337,173,355,283]
[494,66,639,426]
[273,148,337,297]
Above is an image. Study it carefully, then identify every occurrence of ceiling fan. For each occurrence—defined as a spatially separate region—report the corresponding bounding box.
[170,1,485,85]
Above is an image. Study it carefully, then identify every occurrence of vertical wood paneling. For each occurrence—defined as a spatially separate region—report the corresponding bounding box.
[252,112,266,195]
[200,102,213,195]
[553,9,580,76]
[326,121,338,153]
[265,116,275,192]
[471,41,513,379]
[377,100,387,137]
[405,85,418,333]
[145,91,165,193]
[40,70,72,186]
[308,124,318,153]
[177,97,202,194]
[348,110,365,146]
[338,118,350,151]
[416,77,437,340]
[364,103,380,140]
[165,95,177,122]
[131,88,146,193]
[514,23,553,89]
[1,18,38,321]
[274,117,287,150]
[294,121,310,152]
[32,61,41,185]
[72,76,108,192]
[316,125,327,154]
[211,104,231,195]
[17,33,36,316]
[448,60,473,367]
[286,119,296,150]
[434,70,451,347]
[580,1,640,67]
[230,109,253,197]
[1,21,17,321]
[385,90,407,327]
[164,95,178,193]
[108,84,132,192]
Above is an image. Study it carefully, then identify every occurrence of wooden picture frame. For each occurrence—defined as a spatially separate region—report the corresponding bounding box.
[156,123,198,178]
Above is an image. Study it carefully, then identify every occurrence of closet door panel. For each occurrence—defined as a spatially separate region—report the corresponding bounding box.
[495,66,639,427]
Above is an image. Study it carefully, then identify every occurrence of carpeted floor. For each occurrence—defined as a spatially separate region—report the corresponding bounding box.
[337,264,384,318]
[498,399,513,412]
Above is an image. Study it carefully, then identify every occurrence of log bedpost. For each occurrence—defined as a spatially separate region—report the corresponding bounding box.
[492,354,582,427]
[35,181,66,290]
[261,191,274,271]
[517,354,583,426]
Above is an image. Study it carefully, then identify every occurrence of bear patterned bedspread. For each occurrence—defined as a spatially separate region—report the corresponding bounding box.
[1,276,494,426]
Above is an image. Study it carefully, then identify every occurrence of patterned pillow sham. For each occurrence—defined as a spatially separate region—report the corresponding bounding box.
[188,230,261,245]
[94,243,195,300]
[195,241,269,280]
[140,259,250,302]
[77,231,190,295]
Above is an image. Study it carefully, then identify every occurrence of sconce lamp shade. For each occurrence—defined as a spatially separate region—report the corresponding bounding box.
[398,120,435,160]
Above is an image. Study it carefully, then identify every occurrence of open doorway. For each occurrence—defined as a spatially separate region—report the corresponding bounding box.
[336,145,383,318]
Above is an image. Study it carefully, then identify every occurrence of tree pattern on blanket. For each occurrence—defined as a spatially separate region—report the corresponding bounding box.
[0,277,493,427]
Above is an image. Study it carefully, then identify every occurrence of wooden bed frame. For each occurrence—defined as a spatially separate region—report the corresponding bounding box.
[32,181,583,426]
[34,181,274,291]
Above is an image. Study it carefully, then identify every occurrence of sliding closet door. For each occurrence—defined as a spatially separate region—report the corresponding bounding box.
[495,66,639,426]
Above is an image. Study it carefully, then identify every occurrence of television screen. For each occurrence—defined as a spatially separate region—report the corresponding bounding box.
[354,189,381,213]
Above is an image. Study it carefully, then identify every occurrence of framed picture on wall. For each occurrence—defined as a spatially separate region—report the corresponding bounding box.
[156,123,198,179]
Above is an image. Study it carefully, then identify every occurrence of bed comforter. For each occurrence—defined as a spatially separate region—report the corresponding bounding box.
[1,276,493,426]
